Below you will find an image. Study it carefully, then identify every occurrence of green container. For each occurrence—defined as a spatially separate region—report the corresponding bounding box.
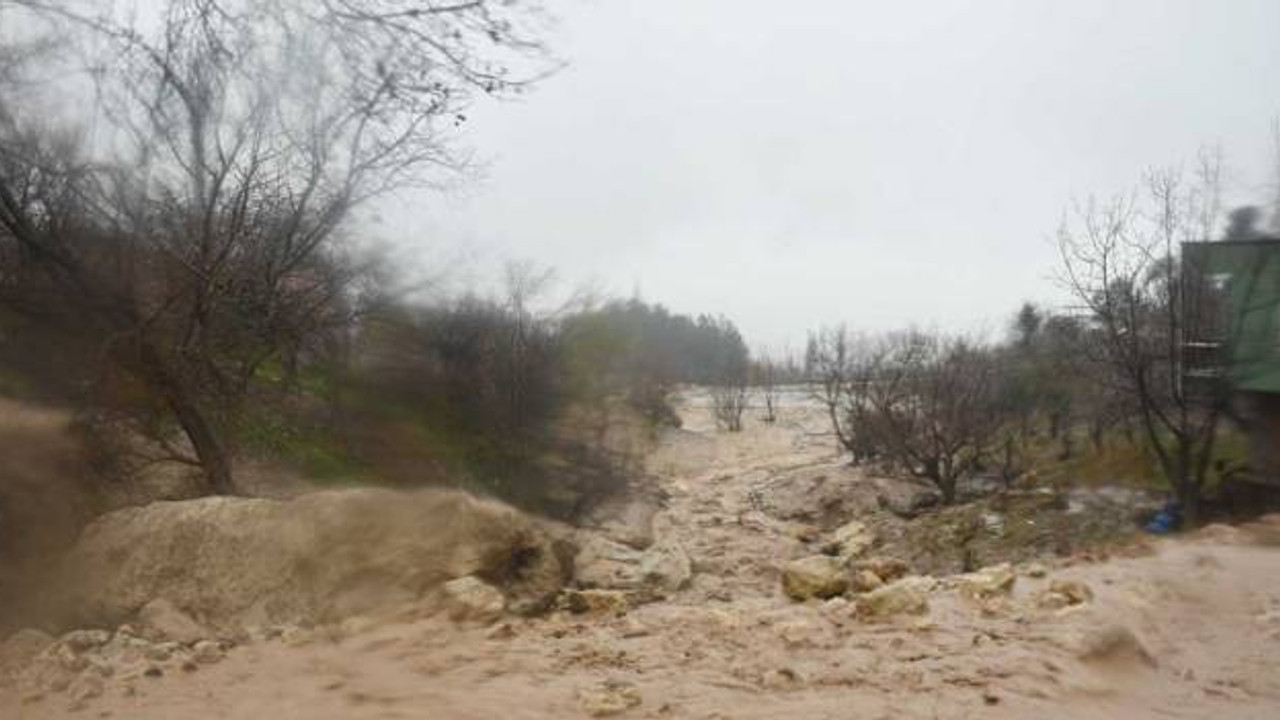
[1183,240,1280,395]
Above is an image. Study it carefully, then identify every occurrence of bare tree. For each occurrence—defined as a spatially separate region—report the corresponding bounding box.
[863,331,1002,504]
[1056,154,1224,522]
[711,380,748,432]
[752,350,780,423]
[805,325,855,453]
[0,0,551,494]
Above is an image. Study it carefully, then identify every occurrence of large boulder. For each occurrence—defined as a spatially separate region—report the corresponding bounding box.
[57,488,568,632]
[573,536,692,593]
[781,556,849,601]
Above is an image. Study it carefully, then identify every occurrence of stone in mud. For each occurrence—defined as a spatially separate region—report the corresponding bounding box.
[856,576,935,618]
[1036,579,1093,610]
[849,568,884,593]
[441,576,506,623]
[573,536,692,593]
[850,556,911,583]
[192,640,225,664]
[781,556,849,601]
[831,520,875,558]
[1023,561,1049,578]
[956,563,1016,601]
[138,598,209,645]
[67,672,104,703]
[560,589,630,616]
[59,630,111,653]
[873,478,942,519]
[577,679,642,717]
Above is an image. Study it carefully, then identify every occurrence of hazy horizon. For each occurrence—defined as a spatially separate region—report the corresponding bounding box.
[362,0,1280,350]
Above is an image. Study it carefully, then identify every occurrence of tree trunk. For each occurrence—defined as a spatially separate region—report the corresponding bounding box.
[140,343,237,495]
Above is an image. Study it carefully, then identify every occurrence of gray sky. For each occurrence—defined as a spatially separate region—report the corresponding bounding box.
[374,0,1280,350]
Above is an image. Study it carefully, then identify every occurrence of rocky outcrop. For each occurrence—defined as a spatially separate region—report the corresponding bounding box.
[781,556,849,601]
[58,488,568,632]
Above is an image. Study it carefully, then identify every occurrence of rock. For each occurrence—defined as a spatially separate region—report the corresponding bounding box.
[59,488,567,633]
[59,630,111,653]
[582,493,662,550]
[577,679,642,717]
[856,576,935,618]
[192,640,224,665]
[280,627,313,647]
[831,520,875,558]
[781,556,849,601]
[145,643,175,662]
[753,464,882,523]
[560,589,630,616]
[638,539,693,591]
[1,629,56,671]
[873,478,942,519]
[850,557,911,583]
[67,673,103,703]
[849,569,884,594]
[137,599,209,645]
[1023,561,1049,578]
[957,563,1016,601]
[573,536,692,593]
[442,576,506,623]
[1036,579,1094,610]
[819,597,852,625]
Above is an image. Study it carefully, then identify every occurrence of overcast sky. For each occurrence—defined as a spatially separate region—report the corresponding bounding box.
[374,0,1280,350]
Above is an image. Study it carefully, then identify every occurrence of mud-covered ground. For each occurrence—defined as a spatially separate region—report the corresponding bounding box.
[4,392,1280,719]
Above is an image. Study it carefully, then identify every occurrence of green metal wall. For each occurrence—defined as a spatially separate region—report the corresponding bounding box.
[1183,240,1280,395]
